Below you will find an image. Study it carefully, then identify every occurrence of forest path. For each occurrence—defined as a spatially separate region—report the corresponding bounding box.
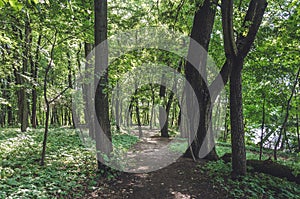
[84,127,228,199]
[122,126,186,173]
[84,158,228,199]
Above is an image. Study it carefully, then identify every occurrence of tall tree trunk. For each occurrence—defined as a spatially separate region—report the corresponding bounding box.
[41,32,57,166]
[159,74,169,137]
[115,82,120,132]
[94,0,113,172]
[7,76,13,126]
[159,74,168,137]
[161,63,182,137]
[183,0,217,160]
[259,93,265,160]
[67,52,76,129]
[297,93,300,152]
[149,84,155,129]
[18,15,32,132]
[31,35,41,128]
[84,42,95,138]
[0,82,6,127]
[230,57,247,177]
[274,67,300,160]
[220,0,267,177]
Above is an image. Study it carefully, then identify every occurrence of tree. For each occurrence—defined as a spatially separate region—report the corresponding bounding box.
[183,0,218,160]
[222,0,267,177]
[183,0,267,177]
[94,0,113,172]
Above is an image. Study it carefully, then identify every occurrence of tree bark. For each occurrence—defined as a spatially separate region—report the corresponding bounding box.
[115,82,120,132]
[297,93,300,152]
[134,88,143,138]
[259,93,265,160]
[94,0,113,173]
[149,84,155,129]
[84,42,95,138]
[230,57,247,177]
[31,35,41,128]
[183,0,218,160]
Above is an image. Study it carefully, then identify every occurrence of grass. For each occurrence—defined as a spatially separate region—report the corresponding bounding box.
[0,127,139,198]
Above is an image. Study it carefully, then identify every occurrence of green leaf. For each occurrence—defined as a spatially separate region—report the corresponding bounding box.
[31,0,39,4]
[0,0,5,8]
[8,0,23,11]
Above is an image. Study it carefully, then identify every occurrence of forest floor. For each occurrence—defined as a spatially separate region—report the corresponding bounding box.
[84,128,229,199]
[1,127,299,198]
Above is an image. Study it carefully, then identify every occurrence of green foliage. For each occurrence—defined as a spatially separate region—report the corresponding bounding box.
[201,160,300,199]
[168,139,188,153]
[0,127,97,198]
[216,141,300,175]
[112,133,139,152]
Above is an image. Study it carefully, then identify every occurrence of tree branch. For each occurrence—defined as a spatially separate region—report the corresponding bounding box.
[221,0,237,58]
[209,0,267,102]
[48,87,70,104]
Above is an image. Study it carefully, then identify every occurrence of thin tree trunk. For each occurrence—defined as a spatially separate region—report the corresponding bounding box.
[7,77,13,126]
[84,42,95,138]
[31,35,41,128]
[134,83,143,138]
[41,32,57,166]
[159,74,167,137]
[297,96,300,152]
[115,82,120,132]
[149,84,155,129]
[274,67,300,160]
[67,52,76,129]
[259,93,265,160]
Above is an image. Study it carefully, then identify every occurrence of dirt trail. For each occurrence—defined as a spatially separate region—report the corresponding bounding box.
[124,129,186,173]
[84,128,229,199]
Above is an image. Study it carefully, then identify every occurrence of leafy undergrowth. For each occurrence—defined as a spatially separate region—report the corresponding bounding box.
[0,127,138,198]
[216,141,300,175]
[201,160,300,199]
[208,142,300,199]
[112,133,139,152]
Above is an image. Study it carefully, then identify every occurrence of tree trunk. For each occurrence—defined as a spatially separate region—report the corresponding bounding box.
[31,35,41,128]
[183,0,217,160]
[159,74,168,137]
[230,57,247,177]
[297,95,300,152]
[0,82,6,127]
[134,83,143,138]
[222,0,267,177]
[67,52,76,129]
[221,153,300,184]
[274,67,300,160]
[84,42,95,139]
[149,84,155,129]
[259,93,265,160]
[115,82,120,132]
[18,16,32,132]
[41,32,57,166]
[94,0,113,173]
[7,76,13,126]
